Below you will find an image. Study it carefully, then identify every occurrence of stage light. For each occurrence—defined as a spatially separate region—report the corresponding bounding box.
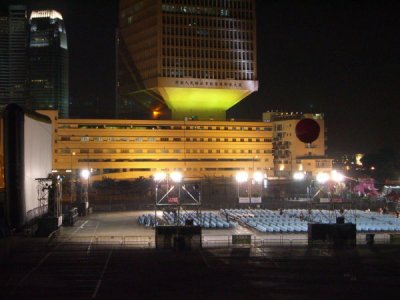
[236,171,248,183]
[154,172,167,182]
[293,172,305,181]
[170,171,182,183]
[316,172,330,184]
[80,169,90,180]
[253,171,264,183]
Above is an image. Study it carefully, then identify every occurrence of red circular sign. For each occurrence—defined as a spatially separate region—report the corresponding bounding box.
[295,118,320,143]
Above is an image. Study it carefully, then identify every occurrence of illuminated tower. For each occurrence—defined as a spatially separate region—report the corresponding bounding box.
[0,5,28,109]
[28,10,69,117]
[118,0,258,120]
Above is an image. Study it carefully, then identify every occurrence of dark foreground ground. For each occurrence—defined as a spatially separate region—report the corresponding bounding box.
[1,237,400,300]
[1,211,400,299]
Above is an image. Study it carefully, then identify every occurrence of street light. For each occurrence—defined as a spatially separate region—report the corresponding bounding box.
[79,169,90,215]
[69,151,76,203]
[80,169,90,180]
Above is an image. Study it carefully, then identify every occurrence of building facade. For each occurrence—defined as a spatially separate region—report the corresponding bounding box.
[263,111,333,178]
[28,10,69,117]
[118,0,258,120]
[39,111,273,181]
[0,5,28,110]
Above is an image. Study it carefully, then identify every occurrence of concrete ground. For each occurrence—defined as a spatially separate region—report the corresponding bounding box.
[1,211,399,299]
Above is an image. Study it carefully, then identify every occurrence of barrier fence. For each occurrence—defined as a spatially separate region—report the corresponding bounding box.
[48,232,400,249]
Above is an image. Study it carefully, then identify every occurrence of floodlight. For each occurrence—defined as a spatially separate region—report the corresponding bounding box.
[236,171,248,183]
[80,169,90,180]
[154,172,167,182]
[316,172,330,184]
[293,172,305,181]
[253,171,264,183]
[170,172,183,183]
[331,170,344,182]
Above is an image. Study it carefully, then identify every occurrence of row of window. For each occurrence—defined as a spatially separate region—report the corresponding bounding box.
[162,40,254,54]
[163,57,254,71]
[161,5,254,20]
[60,124,272,131]
[59,136,272,143]
[161,1,254,12]
[162,25,253,40]
[59,148,273,155]
[163,49,253,62]
[102,167,256,175]
[162,69,254,80]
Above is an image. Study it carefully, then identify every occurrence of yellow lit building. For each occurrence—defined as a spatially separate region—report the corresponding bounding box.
[1,110,333,183]
[263,111,333,178]
[41,111,273,181]
[118,0,258,120]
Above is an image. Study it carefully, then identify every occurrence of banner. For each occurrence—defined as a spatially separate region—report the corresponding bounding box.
[239,197,250,203]
[168,197,179,204]
[251,197,262,203]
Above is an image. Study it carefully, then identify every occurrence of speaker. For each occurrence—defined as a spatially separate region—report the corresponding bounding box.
[336,216,345,224]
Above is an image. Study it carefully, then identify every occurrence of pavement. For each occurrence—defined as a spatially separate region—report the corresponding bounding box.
[1,211,400,299]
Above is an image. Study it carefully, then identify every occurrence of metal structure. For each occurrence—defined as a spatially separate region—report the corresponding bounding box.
[35,175,63,218]
[154,174,202,226]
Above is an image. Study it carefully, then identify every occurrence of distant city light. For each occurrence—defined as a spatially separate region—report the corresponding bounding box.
[152,110,161,118]
[355,154,364,166]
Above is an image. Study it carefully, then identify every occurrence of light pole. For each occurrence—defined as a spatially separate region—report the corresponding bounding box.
[170,172,183,225]
[236,171,249,203]
[80,169,90,215]
[252,171,264,204]
[154,172,167,227]
[70,151,75,203]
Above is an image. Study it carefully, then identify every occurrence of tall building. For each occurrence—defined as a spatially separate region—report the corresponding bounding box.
[118,0,258,120]
[28,10,69,117]
[0,5,28,109]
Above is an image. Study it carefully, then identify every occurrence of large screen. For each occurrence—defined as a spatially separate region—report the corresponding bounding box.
[3,104,52,229]
[24,115,52,222]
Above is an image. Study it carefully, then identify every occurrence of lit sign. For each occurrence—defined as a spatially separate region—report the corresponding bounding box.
[174,80,242,88]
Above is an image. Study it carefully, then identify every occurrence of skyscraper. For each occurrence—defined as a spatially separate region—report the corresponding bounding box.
[118,0,258,120]
[0,5,28,109]
[28,10,69,117]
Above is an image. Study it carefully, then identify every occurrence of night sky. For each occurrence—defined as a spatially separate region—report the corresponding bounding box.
[2,0,399,156]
